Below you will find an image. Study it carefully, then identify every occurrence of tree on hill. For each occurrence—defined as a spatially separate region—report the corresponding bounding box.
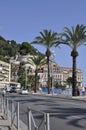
[19,42,39,55]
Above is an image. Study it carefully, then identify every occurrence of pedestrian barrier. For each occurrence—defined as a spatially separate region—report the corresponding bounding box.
[0,96,50,130]
[0,96,3,115]
[27,107,50,130]
[1,97,19,130]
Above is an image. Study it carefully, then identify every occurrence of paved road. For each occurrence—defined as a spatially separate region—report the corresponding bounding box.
[4,93,86,130]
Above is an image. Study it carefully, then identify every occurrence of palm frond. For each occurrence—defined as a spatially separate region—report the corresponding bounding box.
[61,24,86,49]
[31,29,59,49]
[26,54,46,70]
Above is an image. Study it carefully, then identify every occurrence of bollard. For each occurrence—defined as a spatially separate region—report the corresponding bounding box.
[17,102,19,130]
[28,108,31,130]
[6,99,8,118]
[11,100,13,127]
[46,113,50,130]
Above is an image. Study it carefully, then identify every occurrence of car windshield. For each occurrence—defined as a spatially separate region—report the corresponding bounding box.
[23,89,27,90]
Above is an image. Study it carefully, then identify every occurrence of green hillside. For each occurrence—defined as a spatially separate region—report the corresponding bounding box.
[0,35,42,62]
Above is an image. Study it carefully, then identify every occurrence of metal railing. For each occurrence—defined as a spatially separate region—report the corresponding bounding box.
[27,107,50,130]
[1,97,19,130]
[0,96,3,115]
[0,96,50,130]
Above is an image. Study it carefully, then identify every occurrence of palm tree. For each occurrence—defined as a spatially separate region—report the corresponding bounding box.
[27,54,46,93]
[61,24,86,96]
[32,29,59,94]
[66,77,72,88]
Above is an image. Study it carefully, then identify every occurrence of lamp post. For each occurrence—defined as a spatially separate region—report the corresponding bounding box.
[25,64,29,89]
[25,67,27,89]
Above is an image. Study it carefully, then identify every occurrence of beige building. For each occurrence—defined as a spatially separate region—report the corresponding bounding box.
[8,54,83,89]
[39,62,83,88]
[0,60,11,88]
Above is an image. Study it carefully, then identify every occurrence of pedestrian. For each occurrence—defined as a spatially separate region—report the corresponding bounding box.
[82,87,85,95]
[2,88,6,98]
[39,87,42,93]
[77,87,80,96]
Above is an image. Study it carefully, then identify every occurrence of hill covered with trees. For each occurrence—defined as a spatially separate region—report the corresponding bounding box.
[0,35,42,62]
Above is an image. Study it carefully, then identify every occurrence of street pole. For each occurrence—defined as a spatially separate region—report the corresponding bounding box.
[25,67,27,89]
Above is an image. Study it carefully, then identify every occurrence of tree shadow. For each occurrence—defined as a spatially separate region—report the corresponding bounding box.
[44,107,86,128]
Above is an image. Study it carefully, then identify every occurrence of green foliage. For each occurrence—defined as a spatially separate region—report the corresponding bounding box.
[0,36,43,60]
[27,75,39,90]
[32,29,58,48]
[54,81,66,89]
[32,29,59,94]
[66,77,72,85]
[0,38,19,57]
[18,63,26,86]
[61,24,86,96]
[19,42,38,55]
[0,55,9,62]
[27,54,46,92]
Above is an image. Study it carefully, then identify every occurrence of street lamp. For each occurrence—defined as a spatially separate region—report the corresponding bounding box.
[25,67,27,89]
[24,64,30,89]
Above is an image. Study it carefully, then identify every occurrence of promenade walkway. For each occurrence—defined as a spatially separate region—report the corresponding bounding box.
[0,116,10,130]
[0,98,16,130]
[0,115,15,130]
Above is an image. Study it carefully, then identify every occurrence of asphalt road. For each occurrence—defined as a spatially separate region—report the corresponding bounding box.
[4,93,86,130]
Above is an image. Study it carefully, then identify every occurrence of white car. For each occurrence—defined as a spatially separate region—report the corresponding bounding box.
[19,89,29,95]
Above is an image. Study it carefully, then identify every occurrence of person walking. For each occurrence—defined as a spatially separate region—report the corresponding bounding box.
[82,87,85,95]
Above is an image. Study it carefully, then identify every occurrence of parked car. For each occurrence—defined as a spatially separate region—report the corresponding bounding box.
[9,88,17,93]
[19,88,29,95]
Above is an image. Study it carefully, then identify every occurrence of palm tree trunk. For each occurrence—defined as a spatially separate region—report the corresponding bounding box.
[34,71,37,93]
[72,56,78,96]
[47,56,50,94]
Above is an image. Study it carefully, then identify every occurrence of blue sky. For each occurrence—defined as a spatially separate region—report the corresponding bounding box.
[0,0,86,86]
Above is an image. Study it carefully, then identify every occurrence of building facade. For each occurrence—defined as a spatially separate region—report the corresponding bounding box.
[7,54,83,89]
[0,60,11,88]
[38,62,83,88]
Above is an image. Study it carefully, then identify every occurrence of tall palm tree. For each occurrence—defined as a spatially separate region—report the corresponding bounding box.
[32,29,59,94]
[27,54,46,93]
[61,24,86,96]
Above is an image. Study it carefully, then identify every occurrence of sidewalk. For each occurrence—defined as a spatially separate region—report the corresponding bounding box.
[34,91,86,101]
[72,95,86,100]
[0,115,16,130]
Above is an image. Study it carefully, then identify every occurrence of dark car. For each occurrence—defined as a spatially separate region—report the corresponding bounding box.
[10,88,16,93]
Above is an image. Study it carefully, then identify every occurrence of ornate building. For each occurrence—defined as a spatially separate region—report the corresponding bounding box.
[2,54,82,89]
[38,62,83,88]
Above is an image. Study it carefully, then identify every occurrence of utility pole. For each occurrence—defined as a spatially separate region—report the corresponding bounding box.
[25,67,27,89]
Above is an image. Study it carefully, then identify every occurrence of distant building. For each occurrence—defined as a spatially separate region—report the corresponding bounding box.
[5,54,83,89]
[38,62,83,88]
[0,60,11,89]
[10,54,35,82]
[10,60,20,82]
